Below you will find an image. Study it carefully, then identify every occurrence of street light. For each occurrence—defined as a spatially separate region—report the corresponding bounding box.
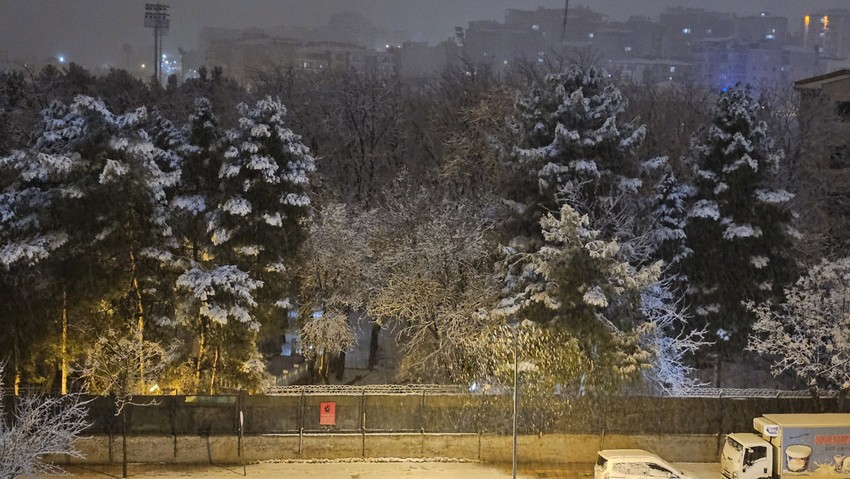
[507,318,536,479]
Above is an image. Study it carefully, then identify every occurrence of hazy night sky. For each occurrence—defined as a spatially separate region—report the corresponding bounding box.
[1,0,849,69]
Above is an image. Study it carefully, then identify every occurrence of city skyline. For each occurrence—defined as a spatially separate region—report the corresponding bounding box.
[2,0,850,70]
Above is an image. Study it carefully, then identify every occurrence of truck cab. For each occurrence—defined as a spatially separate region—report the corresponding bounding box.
[722,433,772,479]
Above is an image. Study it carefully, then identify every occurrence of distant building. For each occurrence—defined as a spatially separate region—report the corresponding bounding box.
[802,10,850,59]
[696,38,820,91]
[795,68,850,104]
[206,33,298,81]
[462,19,543,67]
[203,32,392,84]
[794,69,850,251]
[735,12,788,44]
[658,7,735,60]
[392,41,459,81]
[607,58,695,84]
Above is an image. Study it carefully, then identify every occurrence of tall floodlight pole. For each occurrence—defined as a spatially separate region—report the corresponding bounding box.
[144,3,170,83]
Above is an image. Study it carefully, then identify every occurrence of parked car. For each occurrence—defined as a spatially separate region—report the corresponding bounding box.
[595,450,698,479]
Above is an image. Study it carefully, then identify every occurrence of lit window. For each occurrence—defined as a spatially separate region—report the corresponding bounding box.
[766,34,775,40]
[670,66,676,73]
[588,33,595,38]
[624,46,632,52]
[532,24,540,31]
[683,28,691,34]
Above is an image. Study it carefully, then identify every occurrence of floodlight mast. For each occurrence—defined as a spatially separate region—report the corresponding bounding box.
[144,3,170,84]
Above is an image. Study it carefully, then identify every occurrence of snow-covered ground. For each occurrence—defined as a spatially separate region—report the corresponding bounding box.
[54,460,593,479]
[679,462,723,479]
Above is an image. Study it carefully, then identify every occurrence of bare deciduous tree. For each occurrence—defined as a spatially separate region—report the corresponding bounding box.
[747,258,850,403]
[0,363,89,479]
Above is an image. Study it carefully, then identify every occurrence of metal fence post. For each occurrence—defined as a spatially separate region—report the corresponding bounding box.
[360,391,366,457]
[420,389,426,432]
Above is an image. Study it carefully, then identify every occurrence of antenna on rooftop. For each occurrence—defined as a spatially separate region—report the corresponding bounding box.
[562,0,569,42]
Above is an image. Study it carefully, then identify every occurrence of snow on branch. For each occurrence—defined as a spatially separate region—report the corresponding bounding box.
[0,363,90,478]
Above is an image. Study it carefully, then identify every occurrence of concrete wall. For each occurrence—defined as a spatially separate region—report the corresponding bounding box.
[49,433,721,466]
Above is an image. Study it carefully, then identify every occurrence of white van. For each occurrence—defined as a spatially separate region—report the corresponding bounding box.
[595,450,698,479]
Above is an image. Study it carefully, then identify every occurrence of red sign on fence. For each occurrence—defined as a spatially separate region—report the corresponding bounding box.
[319,402,336,426]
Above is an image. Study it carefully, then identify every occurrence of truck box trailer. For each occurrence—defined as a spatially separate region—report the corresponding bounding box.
[722,414,850,479]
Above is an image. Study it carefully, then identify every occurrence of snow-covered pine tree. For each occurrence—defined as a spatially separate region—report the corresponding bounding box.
[494,65,705,395]
[511,65,647,220]
[212,96,315,308]
[646,166,695,268]
[495,198,707,395]
[0,96,181,392]
[198,96,315,387]
[0,100,86,393]
[144,97,233,392]
[682,85,797,358]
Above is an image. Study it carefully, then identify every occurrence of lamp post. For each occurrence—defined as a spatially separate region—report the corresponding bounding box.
[507,319,536,479]
[511,322,519,479]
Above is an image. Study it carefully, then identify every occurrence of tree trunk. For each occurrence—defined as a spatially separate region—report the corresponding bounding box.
[809,385,822,412]
[122,409,128,478]
[210,347,219,394]
[318,350,329,385]
[196,314,206,389]
[334,352,346,381]
[130,249,146,389]
[61,288,68,395]
[713,342,723,388]
[838,387,848,411]
[13,333,20,396]
[368,322,381,370]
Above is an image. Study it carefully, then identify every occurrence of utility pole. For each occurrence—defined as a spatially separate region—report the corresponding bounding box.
[144,3,170,84]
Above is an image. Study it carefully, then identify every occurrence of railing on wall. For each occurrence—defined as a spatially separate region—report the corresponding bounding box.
[265,384,823,399]
[675,388,828,398]
[266,384,468,396]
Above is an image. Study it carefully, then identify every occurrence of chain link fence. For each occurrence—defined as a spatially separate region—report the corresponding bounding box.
[69,387,846,438]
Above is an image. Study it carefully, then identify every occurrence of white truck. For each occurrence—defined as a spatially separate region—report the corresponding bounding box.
[722,414,850,479]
